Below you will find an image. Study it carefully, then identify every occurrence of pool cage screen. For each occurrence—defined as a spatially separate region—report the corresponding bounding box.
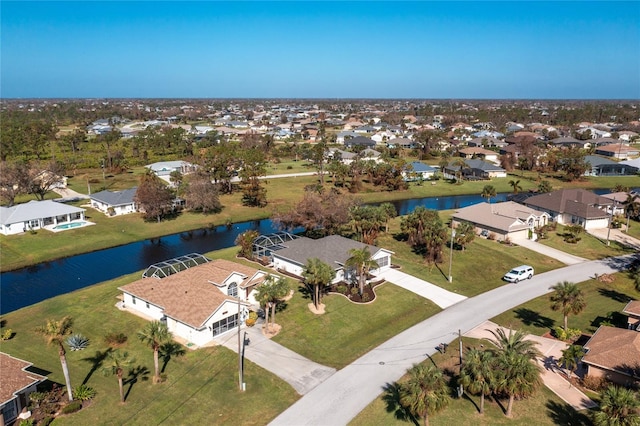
[142,253,210,278]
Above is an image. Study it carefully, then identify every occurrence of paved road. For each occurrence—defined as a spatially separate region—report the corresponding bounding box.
[269,255,635,426]
[376,269,467,308]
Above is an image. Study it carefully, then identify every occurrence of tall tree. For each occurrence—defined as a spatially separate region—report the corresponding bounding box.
[400,206,448,267]
[380,202,398,233]
[454,221,475,251]
[560,147,590,181]
[537,180,553,193]
[183,172,222,213]
[481,185,497,203]
[35,316,75,401]
[102,349,135,403]
[349,205,386,245]
[593,386,640,426]
[508,179,523,195]
[399,364,451,426]
[235,230,259,260]
[239,147,267,207]
[487,328,542,417]
[459,348,495,414]
[134,170,175,222]
[26,160,66,201]
[549,281,586,331]
[345,247,379,296]
[302,258,336,310]
[623,193,640,231]
[0,161,30,206]
[254,275,289,332]
[137,320,172,384]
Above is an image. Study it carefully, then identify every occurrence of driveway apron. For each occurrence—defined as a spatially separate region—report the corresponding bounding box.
[515,239,588,265]
[376,269,467,308]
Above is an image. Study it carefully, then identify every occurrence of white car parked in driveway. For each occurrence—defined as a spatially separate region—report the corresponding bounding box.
[503,265,534,283]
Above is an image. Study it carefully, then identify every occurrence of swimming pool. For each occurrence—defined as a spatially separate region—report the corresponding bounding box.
[53,221,87,230]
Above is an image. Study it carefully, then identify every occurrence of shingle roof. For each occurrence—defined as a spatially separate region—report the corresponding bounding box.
[345,136,376,146]
[119,259,266,328]
[524,189,611,219]
[0,200,85,226]
[408,161,438,173]
[453,201,545,233]
[90,187,137,206]
[623,300,640,317]
[0,352,47,404]
[582,326,640,379]
[273,235,386,270]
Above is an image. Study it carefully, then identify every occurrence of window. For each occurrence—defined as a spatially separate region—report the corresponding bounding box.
[146,302,150,309]
[132,296,136,305]
[228,282,238,297]
[211,314,238,337]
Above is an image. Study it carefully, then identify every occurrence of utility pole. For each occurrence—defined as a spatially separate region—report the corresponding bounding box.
[448,222,455,283]
[458,329,463,397]
[606,199,616,246]
[238,296,244,392]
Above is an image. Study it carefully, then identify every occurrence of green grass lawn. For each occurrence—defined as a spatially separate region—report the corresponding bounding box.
[272,283,441,369]
[375,215,565,297]
[350,337,593,426]
[0,248,299,425]
[491,273,639,336]
[536,224,635,260]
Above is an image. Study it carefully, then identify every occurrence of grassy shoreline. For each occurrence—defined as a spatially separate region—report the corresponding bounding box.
[2,172,638,272]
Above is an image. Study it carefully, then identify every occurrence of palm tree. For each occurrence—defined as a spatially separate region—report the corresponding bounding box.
[399,364,451,426]
[380,202,397,233]
[255,275,289,332]
[537,180,553,193]
[481,185,497,204]
[486,327,542,417]
[345,247,379,296]
[509,179,523,195]
[137,320,172,384]
[623,193,640,232]
[302,258,336,310]
[459,348,494,414]
[559,344,585,380]
[35,316,75,401]
[102,349,134,403]
[549,281,586,331]
[593,385,640,426]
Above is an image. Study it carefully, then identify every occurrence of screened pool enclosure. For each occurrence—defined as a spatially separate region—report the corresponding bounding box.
[142,253,210,278]
[252,232,299,262]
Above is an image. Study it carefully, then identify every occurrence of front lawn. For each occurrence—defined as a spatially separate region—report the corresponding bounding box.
[536,224,634,260]
[273,283,440,369]
[491,273,639,336]
[350,337,593,426]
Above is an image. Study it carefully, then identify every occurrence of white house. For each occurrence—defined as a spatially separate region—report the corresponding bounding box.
[404,161,438,181]
[90,188,138,216]
[0,200,86,235]
[1,352,47,426]
[119,259,274,346]
[145,161,197,177]
[524,189,613,230]
[271,235,393,284]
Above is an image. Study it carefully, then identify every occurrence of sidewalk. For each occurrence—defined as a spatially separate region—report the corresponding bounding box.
[214,319,336,395]
[515,239,588,265]
[465,321,597,411]
[376,268,467,308]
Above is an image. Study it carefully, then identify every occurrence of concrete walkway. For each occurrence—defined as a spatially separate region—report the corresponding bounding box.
[53,187,90,200]
[464,321,597,411]
[515,238,588,265]
[214,319,336,395]
[376,268,467,308]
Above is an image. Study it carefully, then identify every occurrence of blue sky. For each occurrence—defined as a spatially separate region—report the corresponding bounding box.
[1,1,639,99]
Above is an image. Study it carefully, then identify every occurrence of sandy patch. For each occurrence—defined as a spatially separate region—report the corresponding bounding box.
[262,323,282,338]
[307,303,326,315]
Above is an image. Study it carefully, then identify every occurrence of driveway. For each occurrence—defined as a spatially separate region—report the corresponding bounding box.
[215,319,336,395]
[587,227,640,250]
[465,321,597,411]
[515,238,588,265]
[376,269,467,308]
[269,255,634,426]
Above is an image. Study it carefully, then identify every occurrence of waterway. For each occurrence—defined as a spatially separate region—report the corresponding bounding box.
[0,191,519,314]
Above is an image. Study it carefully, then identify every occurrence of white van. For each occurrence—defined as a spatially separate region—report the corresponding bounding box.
[503,265,534,283]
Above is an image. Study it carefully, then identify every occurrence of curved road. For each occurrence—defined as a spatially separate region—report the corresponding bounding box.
[270,254,636,426]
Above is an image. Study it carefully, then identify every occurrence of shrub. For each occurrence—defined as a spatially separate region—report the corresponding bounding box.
[1,328,13,340]
[552,326,582,342]
[18,419,34,426]
[246,311,258,327]
[67,334,89,351]
[362,293,371,302]
[581,375,608,391]
[286,165,293,170]
[350,287,359,296]
[61,401,82,414]
[336,285,347,294]
[73,384,96,401]
[40,417,54,426]
[104,332,127,347]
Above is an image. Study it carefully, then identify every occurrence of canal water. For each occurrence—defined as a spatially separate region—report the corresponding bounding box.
[1,192,509,313]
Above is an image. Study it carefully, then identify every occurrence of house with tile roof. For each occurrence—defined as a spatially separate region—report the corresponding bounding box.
[523,189,613,230]
[271,235,393,284]
[0,200,86,235]
[90,187,138,216]
[582,326,640,386]
[595,143,640,160]
[452,201,549,242]
[0,352,47,425]
[623,300,640,331]
[119,259,275,346]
